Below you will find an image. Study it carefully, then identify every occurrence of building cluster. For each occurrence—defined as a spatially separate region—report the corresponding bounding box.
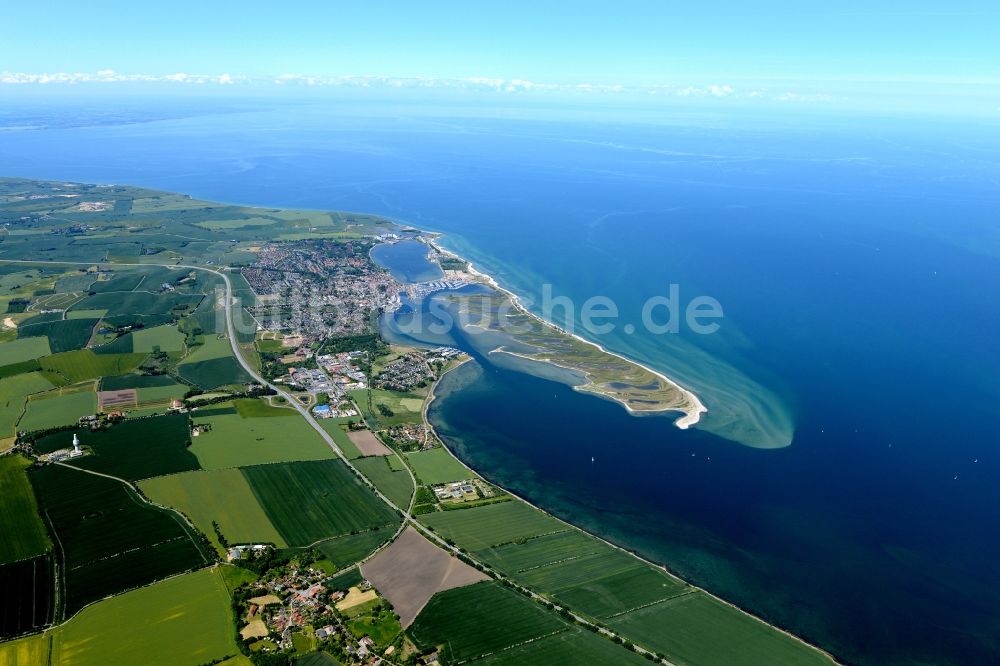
[432,478,496,504]
[284,366,332,393]
[241,240,402,340]
[317,351,369,392]
[37,432,87,462]
[374,352,435,392]
[374,347,460,392]
[382,423,432,450]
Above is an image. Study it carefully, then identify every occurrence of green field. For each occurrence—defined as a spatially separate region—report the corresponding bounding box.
[30,463,208,616]
[65,308,106,320]
[0,631,49,665]
[347,611,402,649]
[318,420,363,458]
[242,460,400,547]
[315,530,394,569]
[179,333,234,364]
[39,349,147,383]
[326,565,364,592]
[101,373,179,390]
[70,290,202,327]
[0,554,54,638]
[35,413,200,481]
[475,529,605,573]
[137,382,188,404]
[472,627,648,665]
[0,372,54,439]
[218,563,260,596]
[0,335,50,365]
[405,447,473,485]
[100,373,189,404]
[514,550,688,619]
[421,498,828,664]
[233,397,296,417]
[350,388,425,428]
[19,388,97,432]
[353,455,415,508]
[408,581,568,663]
[49,567,239,666]
[606,591,831,666]
[0,357,41,380]
[177,356,251,389]
[17,318,98,353]
[140,467,286,551]
[0,455,51,564]
[131,324,186,352]
[188,402,335,469]
[419,500,564,551]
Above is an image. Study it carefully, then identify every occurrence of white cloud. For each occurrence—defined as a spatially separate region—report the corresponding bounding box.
[0,70,834,105]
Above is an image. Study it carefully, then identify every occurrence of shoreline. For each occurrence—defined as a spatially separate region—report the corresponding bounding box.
[419,234,708,429]
[422,358,838,665]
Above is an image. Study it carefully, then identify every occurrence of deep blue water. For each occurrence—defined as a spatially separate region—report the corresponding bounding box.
[2,101,999,665]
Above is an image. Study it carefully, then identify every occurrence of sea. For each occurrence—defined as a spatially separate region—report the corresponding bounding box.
[1,98,998,665]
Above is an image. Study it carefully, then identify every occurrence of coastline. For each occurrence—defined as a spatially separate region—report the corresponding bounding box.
[420,235,708,429]
[421,358,838,665]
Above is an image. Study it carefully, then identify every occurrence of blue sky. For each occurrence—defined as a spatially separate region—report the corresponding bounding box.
[2,2,998,114]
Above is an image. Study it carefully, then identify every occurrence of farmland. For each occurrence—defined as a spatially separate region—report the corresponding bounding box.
[177,356,252,389]
[360,527,488,627]
[419,500,563,551]
[0,455,51,563]
[39,413,200,481]
[100,373,179,391]
[100,373,187,404]
[29,463,208,617]
[0,336,50,366]
[318,420,364,459]
[39,349,147,384]
[18,388,97,432]
[417,496,830,664]
[408,581,567,662]
[179,333,233,365]
[0,372,53,440]
[17,318,98,353]
[241,460,400,547]
[405,447,473,485]
[188,401,335,469]
[48,567,239,666]
[0,358,41,380]
[350,388,425,428]
[69,290,202,328]
[0,632,49,665]
[131,324,186,353]
[606,591,832,666]
[352,455,415,508]
[475,529,604,573]
[0,554,54,638]
[315,530,394,569]
[140,468,286,551]
[472,627,648,665]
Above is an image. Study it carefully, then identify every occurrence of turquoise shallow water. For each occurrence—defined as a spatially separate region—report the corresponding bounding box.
[2,102,999,664]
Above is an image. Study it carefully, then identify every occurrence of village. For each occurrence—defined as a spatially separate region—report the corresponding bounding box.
[229,547,412,665]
